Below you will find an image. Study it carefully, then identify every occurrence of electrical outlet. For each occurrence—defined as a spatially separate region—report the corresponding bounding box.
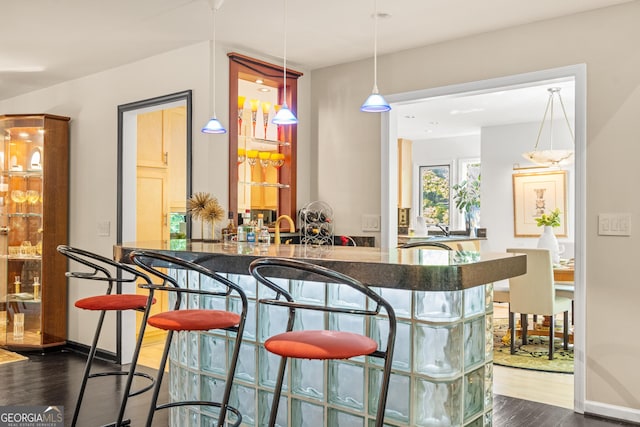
[362,214,380,232]
[598,213,631,236]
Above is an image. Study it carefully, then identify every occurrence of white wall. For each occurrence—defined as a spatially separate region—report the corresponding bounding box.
[311,1,640,420]
[0,42,311,355]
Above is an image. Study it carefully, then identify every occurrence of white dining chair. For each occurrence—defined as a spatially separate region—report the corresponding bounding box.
[506,248,572,360]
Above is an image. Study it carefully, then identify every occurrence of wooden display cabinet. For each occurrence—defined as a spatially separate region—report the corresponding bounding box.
[0,114,69,349]
[228,52,302,226]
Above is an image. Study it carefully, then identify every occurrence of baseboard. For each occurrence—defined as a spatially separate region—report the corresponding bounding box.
[584,400,640,424]
[65,340,118,363]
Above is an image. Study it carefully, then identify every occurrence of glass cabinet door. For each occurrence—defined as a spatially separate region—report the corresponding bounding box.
[0,114,69,349]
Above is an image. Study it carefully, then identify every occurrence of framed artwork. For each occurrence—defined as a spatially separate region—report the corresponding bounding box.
[512,170,567,237]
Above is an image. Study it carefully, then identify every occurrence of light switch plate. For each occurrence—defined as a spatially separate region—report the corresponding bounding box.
[598,213,631,236]
[97,220,111,237]
[362,214,381,232]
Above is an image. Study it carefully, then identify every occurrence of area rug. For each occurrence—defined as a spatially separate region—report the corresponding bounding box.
[0,348,28,365]
[493,318,573,374]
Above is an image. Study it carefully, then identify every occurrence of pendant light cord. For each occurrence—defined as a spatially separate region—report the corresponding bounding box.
[282,0,288,106]
[210,4,217,116]
[532,88,575,152]
[373,0,379,93]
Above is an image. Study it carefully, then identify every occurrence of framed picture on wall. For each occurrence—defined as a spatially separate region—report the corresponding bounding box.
[512,170,567,237]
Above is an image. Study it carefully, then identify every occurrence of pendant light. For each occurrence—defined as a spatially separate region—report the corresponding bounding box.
[522,87,575,166]
[360,0,390,113]
[272,0,298,125]
[201,0,227,134]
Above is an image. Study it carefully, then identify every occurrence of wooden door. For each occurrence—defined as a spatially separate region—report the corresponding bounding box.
[135,111,170,340]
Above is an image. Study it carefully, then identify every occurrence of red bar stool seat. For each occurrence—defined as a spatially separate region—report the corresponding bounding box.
[147,309,241,331]
[130,250,248,427]
[250,258,397,427]
[75,294,151,311]
[57,245,157,427]
[265,330,378,359]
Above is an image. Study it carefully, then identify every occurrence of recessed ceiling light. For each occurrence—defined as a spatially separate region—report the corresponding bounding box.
[404,115,415,119]
[19,132,29,138]
[258,87,271,92]
[450,108,485,115]
[255,78,264,84]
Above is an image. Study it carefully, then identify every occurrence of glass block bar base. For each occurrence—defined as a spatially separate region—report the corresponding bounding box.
[166,270,495,427]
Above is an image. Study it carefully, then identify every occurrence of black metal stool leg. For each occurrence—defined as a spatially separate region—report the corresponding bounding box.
[146,330,174,427]
[268,356,289,427]
[72,310,107,427]
[116,306,152,426]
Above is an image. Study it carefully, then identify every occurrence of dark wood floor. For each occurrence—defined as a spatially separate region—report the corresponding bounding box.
[0,348,635,426]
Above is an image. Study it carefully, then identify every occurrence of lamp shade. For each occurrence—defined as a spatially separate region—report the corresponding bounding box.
[201,116,227,134]
[522,149,574,166]
[360,92,391,112]
[272,103,298,125]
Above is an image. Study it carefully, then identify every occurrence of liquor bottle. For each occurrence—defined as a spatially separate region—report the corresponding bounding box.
[14,276,21,294]
[222,211,236,243]
[33,277,41,301]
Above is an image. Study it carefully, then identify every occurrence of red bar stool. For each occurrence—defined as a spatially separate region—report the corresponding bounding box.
[249,258,397,427]
[129,250,247,427]
[57,245,157,427]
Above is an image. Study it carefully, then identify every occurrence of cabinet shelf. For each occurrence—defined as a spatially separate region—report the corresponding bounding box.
[247,136,290,147]
[2,171,43,179]
[3,213,43,219]
[239,181,290,189]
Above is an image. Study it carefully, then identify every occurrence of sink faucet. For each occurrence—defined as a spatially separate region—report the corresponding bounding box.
[274,215,296,244]
[436,223,450,237]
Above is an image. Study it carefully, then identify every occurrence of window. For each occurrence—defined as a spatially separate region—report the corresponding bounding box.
[419,165,450,226]
[419,160,481,230]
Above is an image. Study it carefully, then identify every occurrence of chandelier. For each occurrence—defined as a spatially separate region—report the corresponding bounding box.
[522,87,574,167]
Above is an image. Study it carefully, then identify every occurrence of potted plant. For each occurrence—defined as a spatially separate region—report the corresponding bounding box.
[452,175,481,235]
[536,207,561,263]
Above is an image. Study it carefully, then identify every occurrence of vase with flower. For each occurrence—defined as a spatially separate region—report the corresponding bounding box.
[536,208,561,264]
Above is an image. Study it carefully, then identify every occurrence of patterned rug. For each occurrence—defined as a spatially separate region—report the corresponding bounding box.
[0,348,28,365]
[493,318,573,374]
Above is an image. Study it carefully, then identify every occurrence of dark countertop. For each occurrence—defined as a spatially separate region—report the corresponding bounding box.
[114,241,525,292]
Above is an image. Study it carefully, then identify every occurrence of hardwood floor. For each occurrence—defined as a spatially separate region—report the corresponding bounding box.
[0,348,168,426]
[0,348,635,426]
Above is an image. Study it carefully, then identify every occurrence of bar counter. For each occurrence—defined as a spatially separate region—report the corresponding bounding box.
[115,241,525,427]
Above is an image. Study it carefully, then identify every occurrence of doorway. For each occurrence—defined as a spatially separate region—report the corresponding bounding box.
[116,90,192,364]
[382,64,586,412]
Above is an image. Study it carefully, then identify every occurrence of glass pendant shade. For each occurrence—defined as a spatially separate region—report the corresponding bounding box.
[360,90,391,112]
[522,149,573,166]
[272,103,297,125]
[202,116,227,134]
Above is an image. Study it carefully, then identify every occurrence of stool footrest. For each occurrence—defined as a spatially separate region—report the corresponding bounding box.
[88,370,156,397]
[101,419,131,427]
[155,401,242,426]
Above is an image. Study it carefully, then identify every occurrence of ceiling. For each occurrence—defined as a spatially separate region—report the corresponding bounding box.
[395,78,576,141]
[0,0,631,102]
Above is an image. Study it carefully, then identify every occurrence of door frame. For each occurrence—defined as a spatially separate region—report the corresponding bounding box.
[116,90,192,363]
[381,64,587,412]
